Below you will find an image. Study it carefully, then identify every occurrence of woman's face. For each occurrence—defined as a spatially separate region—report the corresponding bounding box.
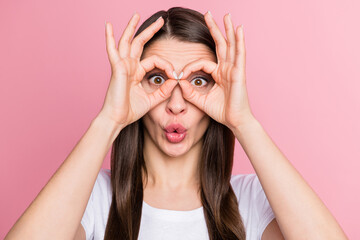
[141,38,217,157]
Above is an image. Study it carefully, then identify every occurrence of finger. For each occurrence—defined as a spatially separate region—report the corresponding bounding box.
[147,79,178,108]
[204,11,227,62]
[234,25,246,72]
[224,13,236,63]
[178,80,206,111]
[180,59,217,82]
[118,12,141,58]
[105,22,121,67]
[140,55,175,82]
[130,16,164,59]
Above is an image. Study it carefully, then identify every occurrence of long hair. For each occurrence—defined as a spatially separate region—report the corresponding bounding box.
[104,7,246,240]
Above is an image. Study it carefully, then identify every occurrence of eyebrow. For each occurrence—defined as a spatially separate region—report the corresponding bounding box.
[146,68,166,74]
[145,68,212,79]
[190,70,211,76]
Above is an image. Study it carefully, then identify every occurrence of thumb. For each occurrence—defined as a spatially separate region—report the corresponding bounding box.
[178,80,205,111]
[148,79,178,108]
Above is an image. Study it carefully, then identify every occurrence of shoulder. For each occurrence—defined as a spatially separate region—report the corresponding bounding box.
[230,173,276,239]
[230,173,270,210]
[81,169,112,239]
[96,168,111,188]
[91,168,112,205]
[230,173,263,200]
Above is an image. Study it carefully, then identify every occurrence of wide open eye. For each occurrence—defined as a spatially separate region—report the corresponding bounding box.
[148,74,166,86]
[190,77,208,87]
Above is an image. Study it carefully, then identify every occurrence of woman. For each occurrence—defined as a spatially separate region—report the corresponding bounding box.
[5,7,347,240]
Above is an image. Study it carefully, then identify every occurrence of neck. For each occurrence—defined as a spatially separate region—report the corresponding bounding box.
[142,129,202,191]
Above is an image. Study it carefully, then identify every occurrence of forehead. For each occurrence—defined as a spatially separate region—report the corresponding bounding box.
[141,38,216,70]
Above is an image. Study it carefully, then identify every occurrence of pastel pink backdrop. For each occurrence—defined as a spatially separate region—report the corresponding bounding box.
[1,0,358,238]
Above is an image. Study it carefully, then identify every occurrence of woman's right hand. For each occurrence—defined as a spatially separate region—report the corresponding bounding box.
[99,13,178,128]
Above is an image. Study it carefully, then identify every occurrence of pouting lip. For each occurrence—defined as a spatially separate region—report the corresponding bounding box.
[164,123,187,133]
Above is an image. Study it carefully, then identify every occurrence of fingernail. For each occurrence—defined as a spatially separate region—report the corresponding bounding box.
[156,16,163,22]
[178,72,183,79]
[207,11,212,17]
[173,71,178,79]
[228,13,231,18]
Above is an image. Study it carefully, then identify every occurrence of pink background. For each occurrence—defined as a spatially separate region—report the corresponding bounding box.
[1,0,358,238]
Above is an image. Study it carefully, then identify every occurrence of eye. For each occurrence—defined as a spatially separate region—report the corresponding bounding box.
[148,74,165,86]
[190,76,208,87]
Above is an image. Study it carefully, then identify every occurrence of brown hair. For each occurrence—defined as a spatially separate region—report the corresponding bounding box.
[104,7,246,240]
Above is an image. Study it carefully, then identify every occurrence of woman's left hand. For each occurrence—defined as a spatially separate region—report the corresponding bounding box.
[178,12,255,132]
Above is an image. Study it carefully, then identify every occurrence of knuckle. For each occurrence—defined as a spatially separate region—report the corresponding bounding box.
[151,54,160,62]
[158,87,167,98]
[132,38,143,48]
[138,37,147,45]
[149,27,157,36]
[187,88,196,100]
[148,95,154,107]
[120,37,130,45]
[227,40,232,48]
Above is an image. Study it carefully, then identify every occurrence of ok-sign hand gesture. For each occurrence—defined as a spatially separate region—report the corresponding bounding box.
[178,12,255,132]
[100,13,178,128]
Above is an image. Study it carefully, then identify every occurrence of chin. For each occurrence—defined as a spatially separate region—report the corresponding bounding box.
[160,140,191,158]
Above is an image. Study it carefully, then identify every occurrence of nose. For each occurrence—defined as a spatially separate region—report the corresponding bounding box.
[166,84,187,115]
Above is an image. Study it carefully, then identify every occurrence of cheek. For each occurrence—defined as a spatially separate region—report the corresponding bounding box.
[142,105,163,133]
[191,114,210,143]
[189,108,210,133]
[189,104,207,121]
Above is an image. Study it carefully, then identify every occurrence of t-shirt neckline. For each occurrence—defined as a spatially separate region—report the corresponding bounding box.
[142,200,204,222]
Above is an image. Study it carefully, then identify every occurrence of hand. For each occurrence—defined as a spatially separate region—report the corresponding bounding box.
[99,13,178,127]
[178,12,255,131]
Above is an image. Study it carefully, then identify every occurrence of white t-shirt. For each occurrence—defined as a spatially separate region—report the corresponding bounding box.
[81,169,275,240]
